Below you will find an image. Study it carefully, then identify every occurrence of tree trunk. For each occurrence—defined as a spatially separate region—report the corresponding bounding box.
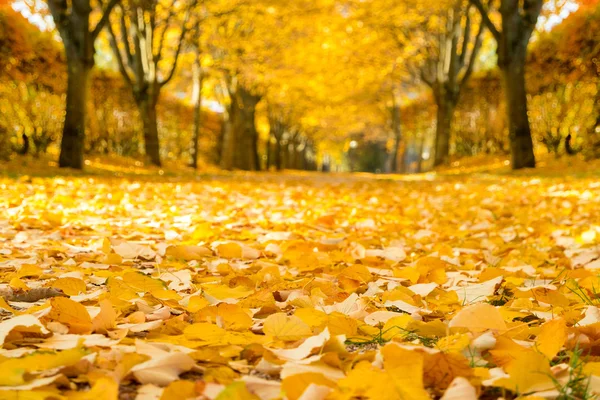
[502,61,535,169]
[390,103,402,172]
[190,47,203,169]
[229,87,260,170]
[289,133,297,169]
[434,95,455,167]
[274,133,282,170]
[59,60,91,169]
[398,140,407,173]
[219,101,235,170]
[138,95,161,167]
[266,134,272,170]
[417,134,426,173]
[588,82,600,159]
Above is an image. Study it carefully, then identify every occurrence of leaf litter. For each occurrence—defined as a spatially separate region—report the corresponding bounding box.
[0,173,599,399]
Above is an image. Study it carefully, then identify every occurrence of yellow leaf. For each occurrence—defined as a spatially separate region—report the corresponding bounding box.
[0,390,59,400]
[294,308,328,328]
[0,347,88,386]
[202,284,254,301]
[338,264,373,283]
[436,333,471,353]
[17,265,43,278]
[160,380,197,400]
[0,314,49,345]
[151,289,182,301]
[47,297,92,334]
[583,362,600,376]
[9,277,29,290]
[281,372,335,400]
[327,312,358,336]
[336,356,429,400]
[489,336,528,367]
[186,295,209,313]
[52,277,87,296]
[0,297,16,314]
[184,322,228,343]
[92,299,117,333]
[122,271,166,293]
[66,376,118,399]
[381,345,431,399]
[215,381,259,400]
[191,222,214,241]
[535,318,567,359]
[394,267,420,284]
[448,303,507,333]
[0,367,26,386]
[381,314,413,341]
[166,245,212,261]
[493,350,555,394]
[216,243,243,259]
[195,303,252,331]
[423,351,473,390]
[263,313,312,341]
[107,278,137,301]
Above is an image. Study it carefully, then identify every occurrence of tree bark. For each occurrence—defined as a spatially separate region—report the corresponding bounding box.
[228,87,260,170]
[434,94,455,167]
[137,95,161,167]
[417,134,425,173]
[219,98,235,170]
[190,46,203,169]
[274,133,282,170]
[502,61,535,169]
[470,0,541,169]
[59,60,91,169]
[390,103,402,172]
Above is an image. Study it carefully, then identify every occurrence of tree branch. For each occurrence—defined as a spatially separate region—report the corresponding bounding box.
[469,0,500,41]
[47,0,70,38]
[420,68,434,88]
[92,0,119,40]
[458,6,472,69]
[159,5,192,86]
[106,17,134,88]
[154,0,178,63]
[522,0,544,38]
[459,20,485,92]
[117,7,134,67]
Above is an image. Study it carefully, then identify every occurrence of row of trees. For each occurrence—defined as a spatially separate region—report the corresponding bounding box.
[398,1,600,169]
[1,0,599,172]
[0,7,223,163]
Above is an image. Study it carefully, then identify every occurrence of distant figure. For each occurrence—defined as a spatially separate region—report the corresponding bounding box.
[17,134,29,155]
[565,133,576,155]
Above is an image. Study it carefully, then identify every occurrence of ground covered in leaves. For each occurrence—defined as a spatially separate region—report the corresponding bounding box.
[1,170,600,399]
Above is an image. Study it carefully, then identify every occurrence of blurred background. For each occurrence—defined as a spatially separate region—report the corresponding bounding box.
[0,0,598,173]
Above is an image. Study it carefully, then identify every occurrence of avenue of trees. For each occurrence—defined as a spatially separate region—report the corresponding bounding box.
[0,0,599,172]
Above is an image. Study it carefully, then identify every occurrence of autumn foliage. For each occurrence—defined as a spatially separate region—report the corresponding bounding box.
[0,170,599,398]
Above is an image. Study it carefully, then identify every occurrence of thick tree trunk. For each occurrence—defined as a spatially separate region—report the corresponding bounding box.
[274,134,282,170]
[289,133,297,169]
[266,135,272,170]
[300,141,307,170]
[390,104,402,172]
[588,82,600,159]
[434,95,455,167]
[190,48,203,169]
[417,134,426,173]
[397,140,406,173]
[219,111,234,169]
[228,87,260,171]
[502,61,535,169]
[137,95,161,167]
[59,60,91,169]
